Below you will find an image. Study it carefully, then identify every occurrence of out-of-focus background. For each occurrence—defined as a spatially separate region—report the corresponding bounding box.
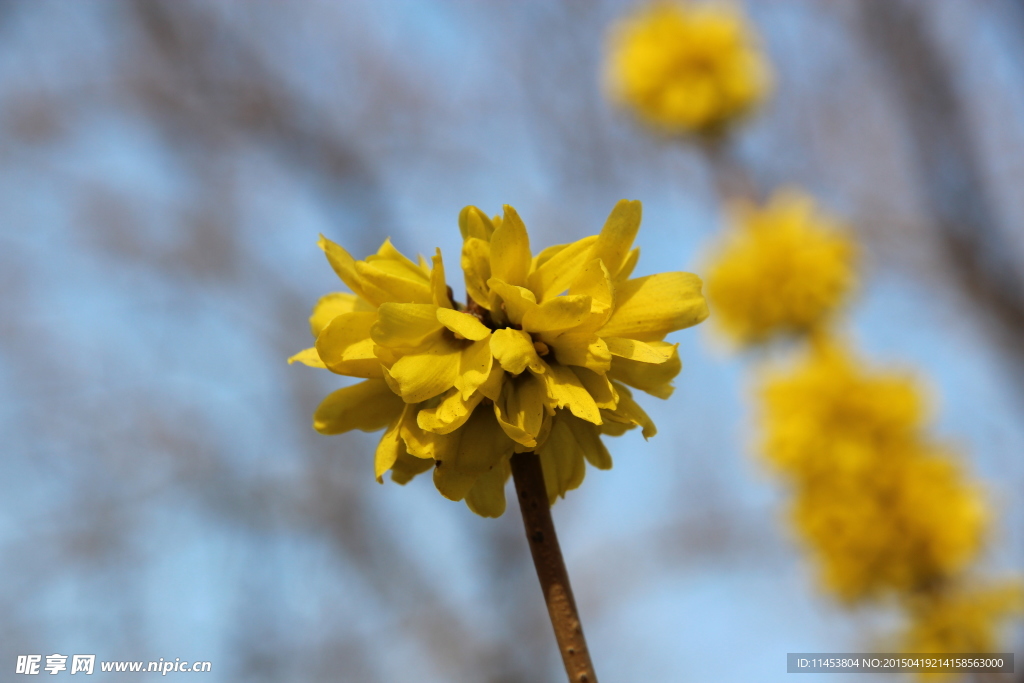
[2,1,1024,681]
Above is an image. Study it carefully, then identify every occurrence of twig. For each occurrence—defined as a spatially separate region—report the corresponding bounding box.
[701,137,759,204]
[511,451,598,683]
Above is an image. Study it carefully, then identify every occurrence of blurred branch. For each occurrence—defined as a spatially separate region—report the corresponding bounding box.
[127,0,392,255]
[0,0,548,678]
[702,138,760,204]
[856,0,1024,400]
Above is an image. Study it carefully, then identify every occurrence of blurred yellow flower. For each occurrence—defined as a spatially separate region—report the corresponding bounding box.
[759,344,989,601]
[291,201,709,516]
[706,189,857,344]
[605,1,770,136]
[902,581,1022,656]
[792,449,988,602]
[760,343,924,480]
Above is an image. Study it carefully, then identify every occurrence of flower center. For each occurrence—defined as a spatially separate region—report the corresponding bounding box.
[464,296,496,329]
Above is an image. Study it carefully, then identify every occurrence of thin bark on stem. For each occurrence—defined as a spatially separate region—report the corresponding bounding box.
[702,138,759,204]
[511,451,598,683]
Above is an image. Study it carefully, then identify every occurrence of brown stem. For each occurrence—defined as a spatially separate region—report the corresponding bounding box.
[701,138,759,204]
[510,451,598,683]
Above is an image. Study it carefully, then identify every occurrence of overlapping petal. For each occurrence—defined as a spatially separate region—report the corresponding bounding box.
[433,406,516,502]
[293,200,708,516]
[316,312,380,378]
[599,272,709,341]
[313,379,406,435]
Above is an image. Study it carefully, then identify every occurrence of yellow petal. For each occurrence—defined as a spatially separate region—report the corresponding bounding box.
[433,407,515,501]
[430,249,453,309]
[318,235,373,302]
[609,343,681,399]
[527,235,599,301]
[371,303,442,349]
[536,415,587,503]
[374,345,401,369]
[374,414,406,480]
[532,242,567,271]
[310,292,360,338]
[465,458,511,517]
[400,407,440,459]
[617,247,640,281]
[548,333,612,373]
[603,382,657,438]
[287,347,326,369]
[564,413,613,469]
[491,328,546,375]
[367,238,430,282]
[526,266,610,339]
[380,363,400,393]
[478,360,506,401]
[568,259,614,316]
[571,366,618,409]
[521,295,593,334]
[355,260,434,305]
[437,308,491,341]
[461,237,493,310]
[330,341,379,377]
[461,410,519,475]
[458,205,496,241]
[588,199,642,277]
[316,312,382,378]
[433,463,477,502]
[455,338,494,399]
[604,336,674,363]
[487,278,538,326]
[543,362,602,424]
[387,332,462,402]
[418,389,485,435]
[359,257,429,285]
[599,419,633,437]
[313,379,405,435]
[489,205,532,287]
[599,272,709,341]
[389,448,434,484]
[494,372,548,447]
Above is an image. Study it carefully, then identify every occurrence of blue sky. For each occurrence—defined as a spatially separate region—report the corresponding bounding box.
[2,1,1022,681]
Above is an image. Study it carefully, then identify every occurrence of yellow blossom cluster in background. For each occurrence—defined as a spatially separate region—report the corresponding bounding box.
[763,345,989,601]
[706,202,1017,659]
[705,194,1017,656]
[291,201,708,517]
[760,344,922,480]
[598,0,1024,664]
[706,190,858,344]
[605,0,771,137]
[902,582,1023,655]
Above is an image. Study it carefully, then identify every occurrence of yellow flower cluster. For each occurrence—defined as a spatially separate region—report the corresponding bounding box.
[695,175,1016,657]
[761,344,922,479]
[291,201,709,517]
[762,345,988,602]
[706,190,858,344]
[604,0,1021,657]
[605,1,770,137]
[901,582,1023,655]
